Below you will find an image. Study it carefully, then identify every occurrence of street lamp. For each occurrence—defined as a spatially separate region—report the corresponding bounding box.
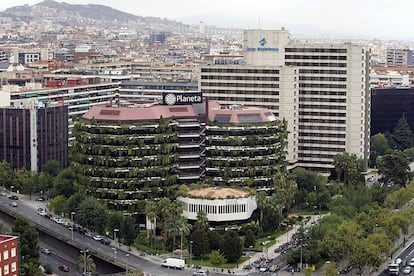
[125,253,130,276]
[71,211,76,241]
[180,229,183,259]
[114,228,119,245]
[248,245,253,268]
[190,240,193,275]
[80,249,89,276]
[112,247,117,260]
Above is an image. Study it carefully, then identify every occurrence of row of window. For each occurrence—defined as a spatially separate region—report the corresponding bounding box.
[299,118,346,124]
[299,139,346,145]
[299,90,347,96]
[201,82,279,88]
[299,97,346,103]
[286,62,347,67]
[299,125,346,131]
[184,203,247,214]
[201,75,279,81]
[299,153,338,159]
[202,89,280,96]
[299,132,346,138]
[201,68,280,74]
[299,104,346,110]
[299,83,347,89]
[285,55,347,60]
[299,111,346,117]
[285,48,348,53]
[299,76,347,82]
[299,69,347,75]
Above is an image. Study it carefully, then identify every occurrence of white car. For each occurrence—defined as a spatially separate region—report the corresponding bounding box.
[403,266,412,274]
[93,235,103,241]
[409,258,414,266]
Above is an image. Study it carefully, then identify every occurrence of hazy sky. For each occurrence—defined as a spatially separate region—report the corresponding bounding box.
[1,0,413,40]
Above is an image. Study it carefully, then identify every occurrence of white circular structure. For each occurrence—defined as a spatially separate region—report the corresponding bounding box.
[178,187,257,222]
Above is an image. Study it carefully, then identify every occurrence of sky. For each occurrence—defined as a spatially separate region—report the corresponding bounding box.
[1,0,413,41]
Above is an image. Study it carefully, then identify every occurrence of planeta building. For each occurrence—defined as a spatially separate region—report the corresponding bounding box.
[72,95,287,217]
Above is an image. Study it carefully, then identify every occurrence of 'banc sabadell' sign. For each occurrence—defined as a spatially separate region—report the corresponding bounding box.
[163,92,203,105]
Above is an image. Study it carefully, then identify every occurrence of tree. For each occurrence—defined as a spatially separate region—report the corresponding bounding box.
[333,152,365,185]
[76,197,108,233]
[12,216,39,267]
[370,133,390,167]
[325,262,338,276]
[209,250,226,269]
[378,152,409,186]
[145,200,157,248]
[191,228,210,258]
[208,231,221,251]
[122,216,137,249]
[255,191,268,227]
[41,160,62,176]
[48,195,67,216]
[271,172,297,214]
[77,253,96,274]
[194,210,209,232]
[220,230,242,263]
[244,229,255,248]
[15,169,36,199]
[392,115,414,150]
[0,160,13,189]
[158,198,173,251]
[50,168,76,198]
[22,262,43,276]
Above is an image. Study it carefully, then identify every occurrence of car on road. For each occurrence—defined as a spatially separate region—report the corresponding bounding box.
[8,195,18,200]
[0,190,6,196]
[40,248,51,255]
[403,266,412,274]
[58,265,69,272]
[100,238,110,245]
[93,235,103,241]
[409,258,414,267]
[36,196,45,201]
[10,201,17,207]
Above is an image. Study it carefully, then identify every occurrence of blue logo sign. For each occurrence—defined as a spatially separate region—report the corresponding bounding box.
[259,37,267,46]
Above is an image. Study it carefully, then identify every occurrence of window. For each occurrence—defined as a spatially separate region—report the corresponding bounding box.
[3,250,8,260]
[10,248,15,258]
[11,263,16,273]
[3,264,8,275]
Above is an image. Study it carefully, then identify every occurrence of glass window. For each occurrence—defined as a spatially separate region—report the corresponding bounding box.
[3,264,8,275]
[11,263,16,273]
[10,248,15,258]
[3,250,8,260]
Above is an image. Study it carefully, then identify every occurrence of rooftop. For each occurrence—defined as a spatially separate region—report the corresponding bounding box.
[0,234,18,243]
[187,187,250,199]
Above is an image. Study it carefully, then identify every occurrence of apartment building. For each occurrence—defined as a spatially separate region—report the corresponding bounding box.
[200,29,370,172]
[0,235,18,276]
[0,102,68,171]
[387,48,413,66]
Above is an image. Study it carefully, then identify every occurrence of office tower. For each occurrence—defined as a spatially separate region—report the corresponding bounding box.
[200,29,370,172]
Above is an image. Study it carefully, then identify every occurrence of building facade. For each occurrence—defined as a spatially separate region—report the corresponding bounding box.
[0,102,68,171]
[200,29,370,172]
[0,235,19,276]
[371,87,414,135]
[178,187,257,222]
[387,48,413,66]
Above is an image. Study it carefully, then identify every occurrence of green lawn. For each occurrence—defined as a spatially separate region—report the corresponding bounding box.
[187,256,249,269]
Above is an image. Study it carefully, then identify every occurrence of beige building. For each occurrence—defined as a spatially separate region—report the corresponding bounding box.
[200,29,370,172]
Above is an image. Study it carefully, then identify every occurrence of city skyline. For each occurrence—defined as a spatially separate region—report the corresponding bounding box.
[0,0,413,41]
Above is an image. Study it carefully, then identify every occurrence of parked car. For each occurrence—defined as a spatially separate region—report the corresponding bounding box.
[36,196,45,201]
[10,201,17,207]
[58,265,69,272]
[40,248,51,255]
[8,195,18,200]
[0,190,6,196]
[409,258,414,267]
[403,266,412,274]
[93,235,103,241]
[100,238,110,245]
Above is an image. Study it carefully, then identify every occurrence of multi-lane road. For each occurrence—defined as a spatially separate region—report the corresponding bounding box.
[0,194,191,276]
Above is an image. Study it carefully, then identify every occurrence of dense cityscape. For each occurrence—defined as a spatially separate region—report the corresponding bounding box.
[1,1,414,276]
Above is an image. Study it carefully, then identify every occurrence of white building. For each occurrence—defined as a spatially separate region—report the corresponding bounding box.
[178,187,257,222]
[200,29,370,172]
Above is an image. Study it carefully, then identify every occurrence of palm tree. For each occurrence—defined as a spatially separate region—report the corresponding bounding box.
[255,191,268,226]
[144,200,158,249]
[22,262,43,276]
[77,253,96,274]
[194,210,209,231]
[158,197,173,251]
